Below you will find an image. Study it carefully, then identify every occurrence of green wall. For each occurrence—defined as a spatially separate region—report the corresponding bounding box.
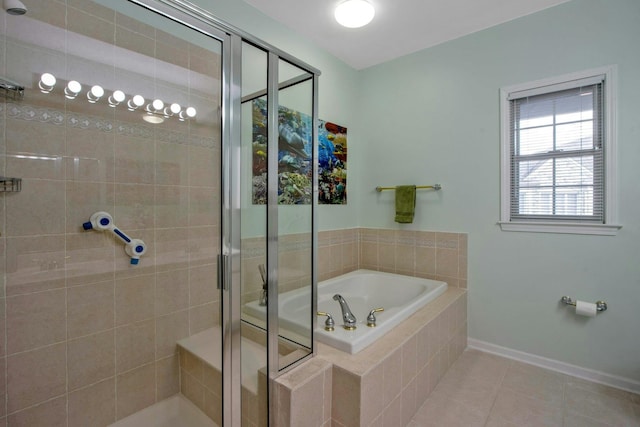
[356,0,640,382]
[192,0,639,382]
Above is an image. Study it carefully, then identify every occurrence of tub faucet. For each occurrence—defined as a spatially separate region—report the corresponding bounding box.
[333,294,357,330]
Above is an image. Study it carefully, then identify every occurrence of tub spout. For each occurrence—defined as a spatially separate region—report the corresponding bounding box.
[333,294,357,330]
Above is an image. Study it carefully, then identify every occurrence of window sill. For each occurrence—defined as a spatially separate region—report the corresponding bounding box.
[498,221,622,236]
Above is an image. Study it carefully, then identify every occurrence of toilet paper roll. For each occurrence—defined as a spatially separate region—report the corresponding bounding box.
[575,300,598,317]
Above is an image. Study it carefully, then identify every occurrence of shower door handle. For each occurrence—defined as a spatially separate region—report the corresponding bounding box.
[217,253,229,290]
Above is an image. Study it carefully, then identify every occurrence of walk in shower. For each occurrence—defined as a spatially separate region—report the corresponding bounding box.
[0,0,318,425]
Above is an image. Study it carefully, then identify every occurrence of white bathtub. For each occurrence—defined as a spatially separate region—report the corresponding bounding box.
[243,269,447,354]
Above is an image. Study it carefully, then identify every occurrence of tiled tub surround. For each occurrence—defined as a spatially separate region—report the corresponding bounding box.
[275,287,467,427]
[318,229,467,289]
[0,1,222,425]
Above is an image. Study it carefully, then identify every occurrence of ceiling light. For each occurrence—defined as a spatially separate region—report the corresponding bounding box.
[87,85,104,103]
[142,114,164,124]
[38,73,56,93]
[64,80,82,99]
[334,0,375,28]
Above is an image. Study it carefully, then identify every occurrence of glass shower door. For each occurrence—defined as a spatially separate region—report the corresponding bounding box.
[0,0,227,425]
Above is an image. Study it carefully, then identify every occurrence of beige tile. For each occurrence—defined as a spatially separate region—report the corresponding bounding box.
[6,179,66,236]
[68,330,115,391]
[383,395,402,427]
[378,243,396,272]
[155,310,189,358]
[562,413,617,427]
[415,247,436,276]
[5,235,65,296]
[68,378,115,427]
[116,319,155,373]
[564,382,640,426]
[67,6,115,45]
[488,388,563,426]
[156,355,180,401]
[155,185,189,228]
[436,232,459,249]
[67,281,114,339]
[431,370,499,414]
[435,248,458,278]
[155,268,189,316]
[203,363,222,393]
[189,302,219,334]
[181,349,204,380]
[65,232,115,286]
[113,183,155,230]
[501,361,565,403]
[443,349,510,387]
[361,362,385,426]
[188,226,219,267]
[68,0,115,21]
[402,335,418,387]
[115,274,154,326]
[155,228,189,272]
[189,187,218,227]
[188,146,219,188]
[182,370,205,410]
[395,244,415,273]
[401,379,418,426]
[412,392,488,427]
[156,141,188,186]
[116,363,156,420]
[189,263,218,305]
[289,369,327,426]
[204,388,222,425]
[6,289,66,354]
[0,357,5,417]
[7,396,67,427]
[65,181,115,234]
[331,366,360,427]
[7,343,66,412]
[383,348,402,406]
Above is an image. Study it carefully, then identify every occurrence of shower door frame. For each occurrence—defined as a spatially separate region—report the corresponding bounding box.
[127,1,320,426]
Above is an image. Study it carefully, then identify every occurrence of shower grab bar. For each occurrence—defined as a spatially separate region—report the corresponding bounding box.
[375,184,442,192]
[82,211,147,265]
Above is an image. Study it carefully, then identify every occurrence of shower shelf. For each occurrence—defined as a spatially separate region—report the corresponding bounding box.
[0,177,22,192]
[0,77,24,100]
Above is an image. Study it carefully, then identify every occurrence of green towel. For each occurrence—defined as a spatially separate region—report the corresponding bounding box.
[395,185,416,224]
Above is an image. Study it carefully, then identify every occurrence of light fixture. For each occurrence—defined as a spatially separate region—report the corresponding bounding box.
[146,98,164,114]
[3,0,27,15]
[142,114,164,124]
[108,90,126,107]
[64,80,82,99]
[87,85,104,103]
[164,102,181,118]
[334,0,375,28]
[38,73,56,93]
[127,95,145,111]
[178,106,197,121]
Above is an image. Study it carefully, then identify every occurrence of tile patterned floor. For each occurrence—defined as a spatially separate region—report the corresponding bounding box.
[408,349,640,427]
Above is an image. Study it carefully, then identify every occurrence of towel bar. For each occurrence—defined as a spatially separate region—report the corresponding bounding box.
[375,184,441,192]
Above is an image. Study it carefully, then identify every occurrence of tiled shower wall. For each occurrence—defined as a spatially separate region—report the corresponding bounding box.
[0,1,221,425]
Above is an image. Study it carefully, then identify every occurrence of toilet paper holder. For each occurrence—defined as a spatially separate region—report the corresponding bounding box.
[561,296,607,312]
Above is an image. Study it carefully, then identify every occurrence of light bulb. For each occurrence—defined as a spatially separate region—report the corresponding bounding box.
[108,90,126,107]
[38,73,56,93]
[186,107,196,118]
[127,95,145,111]
[87,85,104,103]
[334,0,375,28]
[164,102,181,117]
[65,80,82,99]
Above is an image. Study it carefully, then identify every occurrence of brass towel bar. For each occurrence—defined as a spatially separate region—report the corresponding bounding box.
[375,184,442,192]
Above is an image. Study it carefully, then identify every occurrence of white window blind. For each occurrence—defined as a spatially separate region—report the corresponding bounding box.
[508,77,604,223]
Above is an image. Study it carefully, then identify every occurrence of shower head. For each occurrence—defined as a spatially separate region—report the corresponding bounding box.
[3,0,27,15]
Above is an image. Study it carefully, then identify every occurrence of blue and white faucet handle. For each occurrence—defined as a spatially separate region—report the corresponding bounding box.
[125,239,147,265]
[82,211,113,231]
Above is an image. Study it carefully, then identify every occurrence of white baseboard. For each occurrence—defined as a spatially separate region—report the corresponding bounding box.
[467,338,640,395]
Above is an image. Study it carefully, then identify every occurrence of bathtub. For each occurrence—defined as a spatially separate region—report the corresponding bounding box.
[243,269,448,354]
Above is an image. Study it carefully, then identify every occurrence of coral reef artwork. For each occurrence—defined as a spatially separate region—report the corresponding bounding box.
[251,98,347,205]
[252,98,313,205]
[318,120,347,204]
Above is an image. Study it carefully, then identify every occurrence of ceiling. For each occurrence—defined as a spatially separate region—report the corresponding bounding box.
[243,0,570,70]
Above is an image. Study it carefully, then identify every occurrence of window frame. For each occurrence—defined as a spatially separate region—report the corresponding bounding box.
[499,66,621,235]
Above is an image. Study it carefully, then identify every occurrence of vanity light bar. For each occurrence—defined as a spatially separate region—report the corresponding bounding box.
[38,72,197,120]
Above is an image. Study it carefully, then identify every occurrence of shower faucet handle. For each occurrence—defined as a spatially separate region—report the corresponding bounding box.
[366,307,384,327]
[317,311,335,331]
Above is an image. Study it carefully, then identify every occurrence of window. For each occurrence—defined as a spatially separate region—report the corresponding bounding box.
[499,67,620,235]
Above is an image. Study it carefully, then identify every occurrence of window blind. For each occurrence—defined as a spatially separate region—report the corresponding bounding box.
[509,80,605,223]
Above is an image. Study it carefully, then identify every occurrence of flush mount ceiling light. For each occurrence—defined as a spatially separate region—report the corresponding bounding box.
[334,0,375,28]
